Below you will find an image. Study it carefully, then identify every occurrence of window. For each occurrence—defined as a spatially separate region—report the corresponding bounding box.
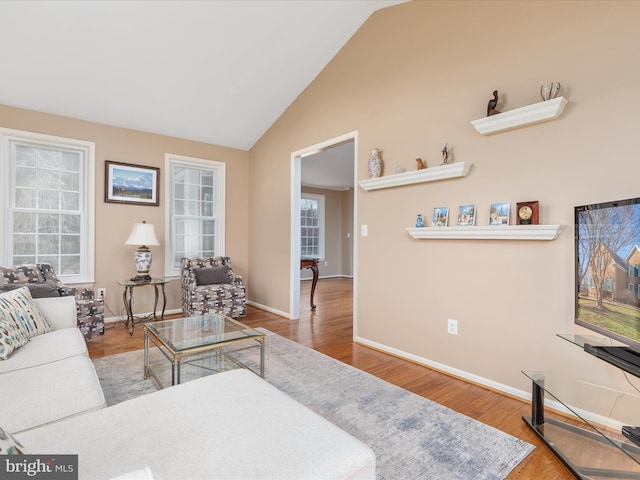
[300,193,324,259]
[165,154,225,277]
[0,128,95,283]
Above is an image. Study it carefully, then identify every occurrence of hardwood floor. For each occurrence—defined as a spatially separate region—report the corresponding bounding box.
[88,277,573,480]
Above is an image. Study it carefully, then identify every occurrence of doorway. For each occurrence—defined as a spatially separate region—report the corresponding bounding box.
[290,132,358,336]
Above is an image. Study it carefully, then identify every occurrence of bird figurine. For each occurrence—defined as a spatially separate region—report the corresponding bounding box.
[487,90,500,116]
[416,157,426,170]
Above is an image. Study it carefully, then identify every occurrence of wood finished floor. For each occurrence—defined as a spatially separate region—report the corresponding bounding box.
[88,277,573,480]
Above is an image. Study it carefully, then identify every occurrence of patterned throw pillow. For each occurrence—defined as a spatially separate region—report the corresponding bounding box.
[0,287,52,338]
[0,425,27,454]
[0,317,30,360]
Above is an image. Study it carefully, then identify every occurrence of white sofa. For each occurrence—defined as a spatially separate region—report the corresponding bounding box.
[2,295,376,480]
[0,295,106,434]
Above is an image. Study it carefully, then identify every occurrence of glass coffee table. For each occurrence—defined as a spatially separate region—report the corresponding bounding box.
[144,315,265,388]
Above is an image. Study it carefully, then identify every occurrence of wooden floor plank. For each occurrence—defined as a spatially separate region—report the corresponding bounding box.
[88,277,573,479]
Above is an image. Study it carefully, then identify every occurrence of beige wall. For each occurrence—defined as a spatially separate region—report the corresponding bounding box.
[0,105,249,318]
[301,186,353,279]
[249,0,640,397]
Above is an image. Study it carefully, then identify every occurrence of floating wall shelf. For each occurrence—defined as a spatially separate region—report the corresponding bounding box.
[471,96,568,135]
[359,161,472,191]
[406,225,564,241]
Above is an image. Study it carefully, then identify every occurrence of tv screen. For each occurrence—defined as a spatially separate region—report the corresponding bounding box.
[575,197,640,350]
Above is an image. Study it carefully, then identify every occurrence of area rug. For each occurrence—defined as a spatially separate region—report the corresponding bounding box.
[92,329,534,480]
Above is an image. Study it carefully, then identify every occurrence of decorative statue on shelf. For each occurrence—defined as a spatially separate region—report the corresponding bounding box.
[441,143,450,164]
[416,157,426,170]
[487,90,500,116]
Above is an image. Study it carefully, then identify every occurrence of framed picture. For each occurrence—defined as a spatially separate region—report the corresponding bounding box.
[105,161,160,206]
[432,207,449,227]
[457,204,476,226]
[489,202,510,225]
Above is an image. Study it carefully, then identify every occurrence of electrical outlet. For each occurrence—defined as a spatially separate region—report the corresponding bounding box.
[97,288,106,300]
[447,318,458,335]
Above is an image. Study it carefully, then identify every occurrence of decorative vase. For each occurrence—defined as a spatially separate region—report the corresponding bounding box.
[540,82,561,101]
[367,148,383,178]
[415,214,424,228]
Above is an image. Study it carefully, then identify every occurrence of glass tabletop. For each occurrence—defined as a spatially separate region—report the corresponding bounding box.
[146,314,264,352]
[117,278,170,287]
[557,333,629,349]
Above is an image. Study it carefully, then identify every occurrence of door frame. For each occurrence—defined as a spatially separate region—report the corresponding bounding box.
[290,131,358,337]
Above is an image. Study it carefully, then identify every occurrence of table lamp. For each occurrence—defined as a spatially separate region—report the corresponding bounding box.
[125,221,160,282]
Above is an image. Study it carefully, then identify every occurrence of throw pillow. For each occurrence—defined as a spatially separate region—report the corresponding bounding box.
[0,287,52,338]
[194,266,230,285]
[1,280,62,298]
[0,317,30,360]
[0,425,27,454]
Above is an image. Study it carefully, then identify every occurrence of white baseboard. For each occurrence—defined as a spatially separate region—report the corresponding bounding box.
[354,335,531,403]
[301,274,353,281]
[246,300,290,319]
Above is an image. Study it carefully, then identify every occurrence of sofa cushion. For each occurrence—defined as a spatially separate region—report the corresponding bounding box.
[0,318,30,360]
[16,369,376,479]
[194,265,230,285]
[0,354,106,434]
[0,287,52,338]
[0,426,27,454]
[1,280,61,298]
[0,327,88,374]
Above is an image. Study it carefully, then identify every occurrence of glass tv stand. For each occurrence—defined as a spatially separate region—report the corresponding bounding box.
[522,334,640,479]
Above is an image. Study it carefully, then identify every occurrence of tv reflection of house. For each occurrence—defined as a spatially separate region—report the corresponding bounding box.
[585,243,640,305]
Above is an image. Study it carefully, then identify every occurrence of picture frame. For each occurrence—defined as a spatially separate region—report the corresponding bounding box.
[489,202,510,225]
[105,161,160,206]
[432,207,449,227]
[457,204,476,226]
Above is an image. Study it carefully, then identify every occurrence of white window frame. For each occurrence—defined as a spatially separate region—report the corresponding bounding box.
[300,193,325,260]
[0,128,95,284]
[164,153,225,277]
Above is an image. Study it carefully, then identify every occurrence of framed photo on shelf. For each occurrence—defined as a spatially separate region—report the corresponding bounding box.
[105,161,160,206]
[489,202,510,225]
[457,204,476,226]
[432,207,449,227]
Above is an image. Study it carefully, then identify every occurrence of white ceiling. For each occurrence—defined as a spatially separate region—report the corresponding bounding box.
[0,0,404,154]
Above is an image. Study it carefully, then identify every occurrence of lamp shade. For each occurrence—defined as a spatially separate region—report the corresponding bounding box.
[125,222,159,247]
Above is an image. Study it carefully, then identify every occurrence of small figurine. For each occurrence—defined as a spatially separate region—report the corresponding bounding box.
[487,90,500,116]
[441,143,450,164]
[415,214,424,228]
[416,157,426,170]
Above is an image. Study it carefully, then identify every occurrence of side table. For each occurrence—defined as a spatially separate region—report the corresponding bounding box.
[117,278,170,335]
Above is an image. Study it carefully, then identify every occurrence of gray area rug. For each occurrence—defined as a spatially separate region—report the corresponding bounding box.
[92,328,534,480]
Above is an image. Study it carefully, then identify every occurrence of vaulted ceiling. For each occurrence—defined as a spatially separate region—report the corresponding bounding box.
[1,0,404,152]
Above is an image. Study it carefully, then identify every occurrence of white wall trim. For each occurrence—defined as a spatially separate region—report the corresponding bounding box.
[290,131,358,326]
[355,335,531,401]
[246,300,289,318]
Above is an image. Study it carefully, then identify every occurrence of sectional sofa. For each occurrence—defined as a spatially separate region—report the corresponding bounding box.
[0,291,376,479]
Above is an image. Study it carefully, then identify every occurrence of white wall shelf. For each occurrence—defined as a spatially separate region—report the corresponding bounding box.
[406,224,564,241]
[358,161,472,191]
[471,96,568,135]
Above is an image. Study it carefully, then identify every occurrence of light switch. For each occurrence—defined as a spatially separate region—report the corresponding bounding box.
[361,225,368,237]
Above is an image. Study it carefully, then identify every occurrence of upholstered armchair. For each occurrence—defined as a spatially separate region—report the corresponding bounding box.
[181,256,246,319]
[0,263,105,340]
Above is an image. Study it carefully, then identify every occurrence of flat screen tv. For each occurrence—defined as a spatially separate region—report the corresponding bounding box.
[575,197,640,351]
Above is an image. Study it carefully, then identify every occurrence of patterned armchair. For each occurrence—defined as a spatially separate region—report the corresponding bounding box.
[181,256,246,319]
[0,263,105,340]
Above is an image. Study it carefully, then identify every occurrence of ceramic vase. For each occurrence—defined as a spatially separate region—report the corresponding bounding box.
[367,148,383,178]
[415,214,424,228]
